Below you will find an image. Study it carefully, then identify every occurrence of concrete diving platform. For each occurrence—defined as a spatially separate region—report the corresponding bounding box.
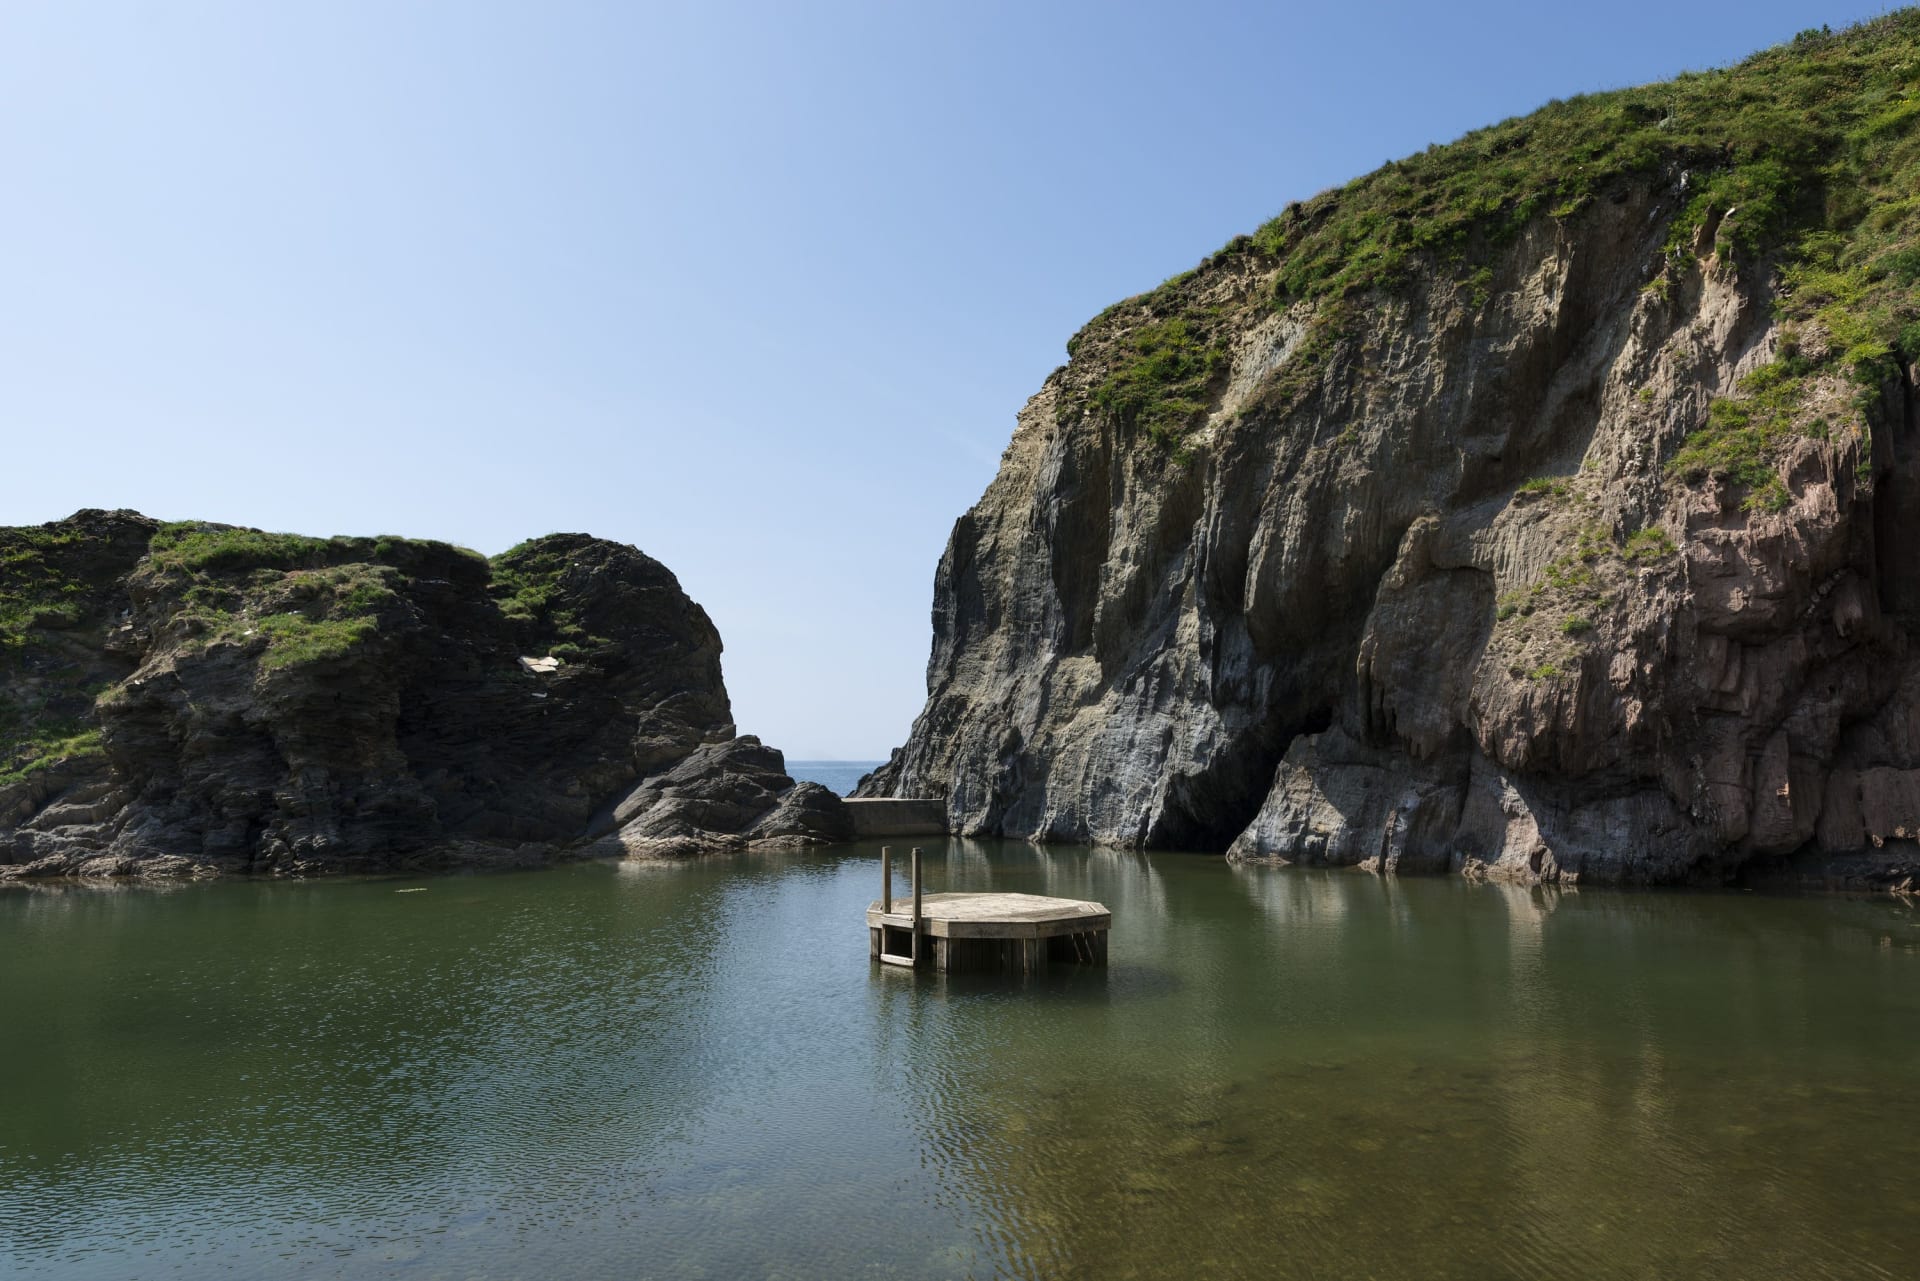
[866,846,1110,975]
[843,798,946,837]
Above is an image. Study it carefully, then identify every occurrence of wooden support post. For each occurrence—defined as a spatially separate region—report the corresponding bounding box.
[881,846,893,915]
[910,847,923,968]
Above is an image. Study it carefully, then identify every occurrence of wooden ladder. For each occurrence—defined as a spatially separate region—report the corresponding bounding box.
[878,846,923,967]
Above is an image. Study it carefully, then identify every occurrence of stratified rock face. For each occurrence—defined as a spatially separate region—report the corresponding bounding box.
[0,513,841,877]
[861,18,1920,889]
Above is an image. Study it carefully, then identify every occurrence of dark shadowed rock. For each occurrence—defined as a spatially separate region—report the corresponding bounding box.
[0,515,846,878]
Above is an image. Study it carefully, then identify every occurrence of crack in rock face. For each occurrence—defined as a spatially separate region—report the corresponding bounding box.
[860,162,1920,891]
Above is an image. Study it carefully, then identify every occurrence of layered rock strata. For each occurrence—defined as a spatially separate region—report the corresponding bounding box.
[0,512,844,878]
[860,18,1920,889]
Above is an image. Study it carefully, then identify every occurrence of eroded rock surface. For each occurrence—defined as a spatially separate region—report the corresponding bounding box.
[1,514,842,878]
[860,22,1920,889]
[583,736,852,858]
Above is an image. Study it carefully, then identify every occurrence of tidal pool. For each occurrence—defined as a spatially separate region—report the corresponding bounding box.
[2,842,1916,1279]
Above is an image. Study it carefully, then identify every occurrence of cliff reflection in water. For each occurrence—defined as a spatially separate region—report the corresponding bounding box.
[881,853,1919,1280]
[2,844,1915,1280]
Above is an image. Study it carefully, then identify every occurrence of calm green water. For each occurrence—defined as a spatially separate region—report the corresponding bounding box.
[2,843,1917,1280]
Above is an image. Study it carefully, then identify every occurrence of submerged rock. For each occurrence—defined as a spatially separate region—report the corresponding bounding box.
[0,513,843,878]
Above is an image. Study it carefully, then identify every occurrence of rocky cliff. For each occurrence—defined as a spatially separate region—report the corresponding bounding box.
[0,512,846,878]
[860,16,1920,889]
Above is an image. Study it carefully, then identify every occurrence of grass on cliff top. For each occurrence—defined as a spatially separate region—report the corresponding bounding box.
[174,564,400,673]
[490,541,608,660]
[1069,12,1920,458]
[1658,24,1920,506]
[1246,15,1920,304]
[148,523,485,576]
[144,524,459,672]
[250,569,398,671]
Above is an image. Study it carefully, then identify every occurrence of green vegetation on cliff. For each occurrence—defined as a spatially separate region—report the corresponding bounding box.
[138,523,490,673]
[1088,318,1231,448]
[0,518,138,788]
[491,540,614,660]
[2,519,617,727]
[0,516,640,798]
[0,526,89,654]
[0,727,101,790]
[0,511,769,876]
[1069,11,1920,496]
[1664,347,1816,510]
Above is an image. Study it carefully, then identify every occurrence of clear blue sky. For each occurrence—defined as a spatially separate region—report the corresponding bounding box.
[0,1,1890,757]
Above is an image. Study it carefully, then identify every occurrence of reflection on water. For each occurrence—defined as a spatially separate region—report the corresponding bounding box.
[1,843,1916,1279]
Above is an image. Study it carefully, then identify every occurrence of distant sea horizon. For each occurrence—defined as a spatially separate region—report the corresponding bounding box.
[785,760,884,797]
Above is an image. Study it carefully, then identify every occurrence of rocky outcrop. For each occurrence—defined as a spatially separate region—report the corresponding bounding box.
[860,17,1920,889]
[582,735,852,858]
[0,513,843,878]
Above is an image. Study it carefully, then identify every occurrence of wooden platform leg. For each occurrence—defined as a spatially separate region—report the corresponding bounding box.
[910,847,923,969]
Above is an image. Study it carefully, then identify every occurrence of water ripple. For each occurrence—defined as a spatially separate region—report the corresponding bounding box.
[1,850,1916,1278]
